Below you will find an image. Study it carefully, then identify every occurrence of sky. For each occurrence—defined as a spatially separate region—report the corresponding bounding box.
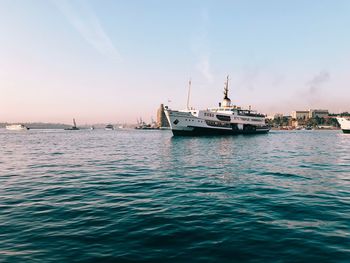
[1,0,350,124]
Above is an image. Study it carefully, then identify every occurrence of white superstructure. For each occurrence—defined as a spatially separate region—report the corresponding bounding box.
[164,76,270,136]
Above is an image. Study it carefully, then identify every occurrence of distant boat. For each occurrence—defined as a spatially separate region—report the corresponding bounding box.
[6,124,29,131]
[135,117,159,130]
[90,126,95,130]
[105,124,114,130]
[64,118,79,130]
[337,117,350,133]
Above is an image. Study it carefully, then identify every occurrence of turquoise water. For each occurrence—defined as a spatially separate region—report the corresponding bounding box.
[1,129,350,262]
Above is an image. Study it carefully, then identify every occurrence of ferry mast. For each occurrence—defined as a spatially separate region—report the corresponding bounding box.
[224,75,229,100]
[222,75,231,107]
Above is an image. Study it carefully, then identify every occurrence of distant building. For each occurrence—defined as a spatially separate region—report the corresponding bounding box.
[309,109,329,118]
[291,110,309,120]
[157,104,170,128]
[266,113,283,120]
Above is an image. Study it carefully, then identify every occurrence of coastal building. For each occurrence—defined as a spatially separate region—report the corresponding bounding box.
[266,113,283,120]
[291,111,309,120]
[309,109,329,118]
[157,104,170,128]
[291,109,329,120]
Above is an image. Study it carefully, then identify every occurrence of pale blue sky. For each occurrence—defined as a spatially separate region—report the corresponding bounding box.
[1,0,350,123]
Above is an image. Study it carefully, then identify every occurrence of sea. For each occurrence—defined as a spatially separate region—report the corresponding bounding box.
[1,129,350,262]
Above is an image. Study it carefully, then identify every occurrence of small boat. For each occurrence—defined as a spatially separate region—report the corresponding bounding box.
[6,124,29,131]
[105,124,114,130]
[65,118,79,130]
[90,126,95,130]
[337,117,350,133]
[135,118,159,130]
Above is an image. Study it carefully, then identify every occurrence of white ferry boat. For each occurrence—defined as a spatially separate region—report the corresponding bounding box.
[164,76,270,136]
[336,117,350,133]
[5,124,29,131]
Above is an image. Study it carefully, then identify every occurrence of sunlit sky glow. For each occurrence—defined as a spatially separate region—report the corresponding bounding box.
[1,0,350,124]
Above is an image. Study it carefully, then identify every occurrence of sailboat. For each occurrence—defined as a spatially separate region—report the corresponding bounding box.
[64,118,80,130]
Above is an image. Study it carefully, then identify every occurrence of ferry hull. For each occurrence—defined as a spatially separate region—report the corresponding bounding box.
[172,126,269,136]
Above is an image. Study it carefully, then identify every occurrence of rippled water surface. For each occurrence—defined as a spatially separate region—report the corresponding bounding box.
[1,129,350,262]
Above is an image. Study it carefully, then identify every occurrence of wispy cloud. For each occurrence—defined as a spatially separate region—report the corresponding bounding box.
[293,70,331,108]
[191,7,213,83]
[237,65,261,91]
[306,70,330,94]
[196,54,213,83]
[304,70,330,107]
[52,0,120,60]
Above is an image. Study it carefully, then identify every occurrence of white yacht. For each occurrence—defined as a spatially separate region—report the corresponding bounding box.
[164,76,270,136]
[5,124,29,131]
[336,117,350,133]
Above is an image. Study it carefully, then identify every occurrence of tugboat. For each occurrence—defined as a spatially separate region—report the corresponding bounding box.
[164,76,270,136]
[336,117,350,133]
[64,118,79,130]
[6,124,29,131]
